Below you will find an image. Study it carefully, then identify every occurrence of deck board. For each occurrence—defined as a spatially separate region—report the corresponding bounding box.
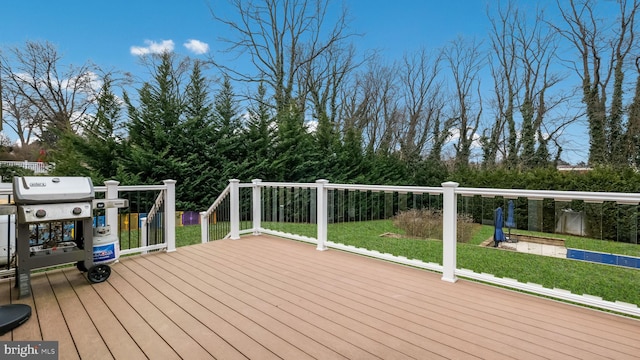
[0,235,638,360]
[181,243,479,359]
[64,268,147,360]
[227,238,636,359]
[31,272,80,360]
[205,239,557,359]
[89,270,181,360]
[212,238,628,358]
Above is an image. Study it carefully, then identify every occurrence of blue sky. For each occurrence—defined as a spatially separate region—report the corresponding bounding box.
[0,0,496,76]
[1,0,587,163]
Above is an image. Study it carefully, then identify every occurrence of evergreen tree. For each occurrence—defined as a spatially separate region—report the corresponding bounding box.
[333,126,366,183]
[242,82,276,180]
[124,52,185,185]
[51,76,126,183]
[175,60,218,210]
[213,75,244,181]
[534,130,552,168]
[271,104,317,182]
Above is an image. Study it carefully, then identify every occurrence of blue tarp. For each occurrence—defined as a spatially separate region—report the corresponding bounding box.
[494,207,506,244]
[567,249,640,269]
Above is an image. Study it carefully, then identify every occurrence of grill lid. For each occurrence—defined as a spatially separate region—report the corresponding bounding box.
[13,176,94,204]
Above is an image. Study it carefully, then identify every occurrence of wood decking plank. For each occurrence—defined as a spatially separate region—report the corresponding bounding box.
[113,257,250,360]
[119,253,316,360]
[46,270,112,360]
[142,251,378,360]
[219,238,635,358]
[29,271,80,360]
[214,241,561,360]
[232,238,636,359]
[61,268,147,360]
[105,263,212,360]
[315,246,640,357]
[0,235,637,360]
[89,268,181,360]
[0,278,14,341]
[7,277,40,341]
[187,241,537,360]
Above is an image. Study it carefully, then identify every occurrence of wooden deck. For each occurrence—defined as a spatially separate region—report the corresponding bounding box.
[0,235,638,359]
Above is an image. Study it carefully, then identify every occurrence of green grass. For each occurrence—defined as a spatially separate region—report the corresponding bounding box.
[174,225,203,247]
[118,225,202,251]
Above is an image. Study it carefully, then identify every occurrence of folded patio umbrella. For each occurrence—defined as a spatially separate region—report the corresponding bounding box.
[494,206,506,246]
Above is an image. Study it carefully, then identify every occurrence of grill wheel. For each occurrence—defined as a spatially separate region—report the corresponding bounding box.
[87,264,111,283]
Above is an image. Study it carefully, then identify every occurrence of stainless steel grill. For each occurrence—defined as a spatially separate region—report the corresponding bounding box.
[13,176,111,298]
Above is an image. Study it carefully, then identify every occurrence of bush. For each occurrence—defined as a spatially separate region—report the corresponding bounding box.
[0,165,34,182]
[393,209,476,243]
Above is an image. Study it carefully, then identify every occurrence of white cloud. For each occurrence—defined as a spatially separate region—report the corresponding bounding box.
[130,40,175,56]
[183,39,209,55]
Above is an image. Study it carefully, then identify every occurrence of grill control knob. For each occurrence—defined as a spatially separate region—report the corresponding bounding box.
[72,207,83,215]
[35,209,46,218]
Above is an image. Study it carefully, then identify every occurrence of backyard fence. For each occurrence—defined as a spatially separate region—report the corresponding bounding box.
[0,161,53,175]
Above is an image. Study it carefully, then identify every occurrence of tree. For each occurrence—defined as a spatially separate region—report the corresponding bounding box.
[626,58,640,167]
[51,76,126,182]
[0,41,99,148]
[485,1,519,169]
[242,82,277,180]
[0,82,38,147]
[443,37,485,170]
[397,47,445,161]
[175,60,218,209]
[124,52,187,185]
[213,75,245,181]
[485,2,575,169]
[343,58,401,154]
[271,103,318,182]
[212,0,353,117]
[553,0,640,166]
[301,41,360,175]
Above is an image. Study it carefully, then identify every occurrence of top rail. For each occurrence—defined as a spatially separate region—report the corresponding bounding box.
[205,184,231,215]
[456,187,640,204]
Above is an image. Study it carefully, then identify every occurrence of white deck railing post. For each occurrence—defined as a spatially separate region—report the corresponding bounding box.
[104,180,120,233]
[140,217,148,254]
[200,211,208,243]
[229,179,241,240]
[442,181,459,283]
[252,179,262,235]
[163,179,177,252]
[316,179,329,251]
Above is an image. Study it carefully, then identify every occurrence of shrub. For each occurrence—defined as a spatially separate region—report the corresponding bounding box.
[393,209,476,243]
[0,165,35,182]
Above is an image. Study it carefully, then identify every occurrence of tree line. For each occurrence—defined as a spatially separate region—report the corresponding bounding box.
[1,0,640,211]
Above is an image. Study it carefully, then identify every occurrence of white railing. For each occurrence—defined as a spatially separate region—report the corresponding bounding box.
[0,160,53,174]
[200,182,232,242]
[95,179,176,255]
[201,178,640,317]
